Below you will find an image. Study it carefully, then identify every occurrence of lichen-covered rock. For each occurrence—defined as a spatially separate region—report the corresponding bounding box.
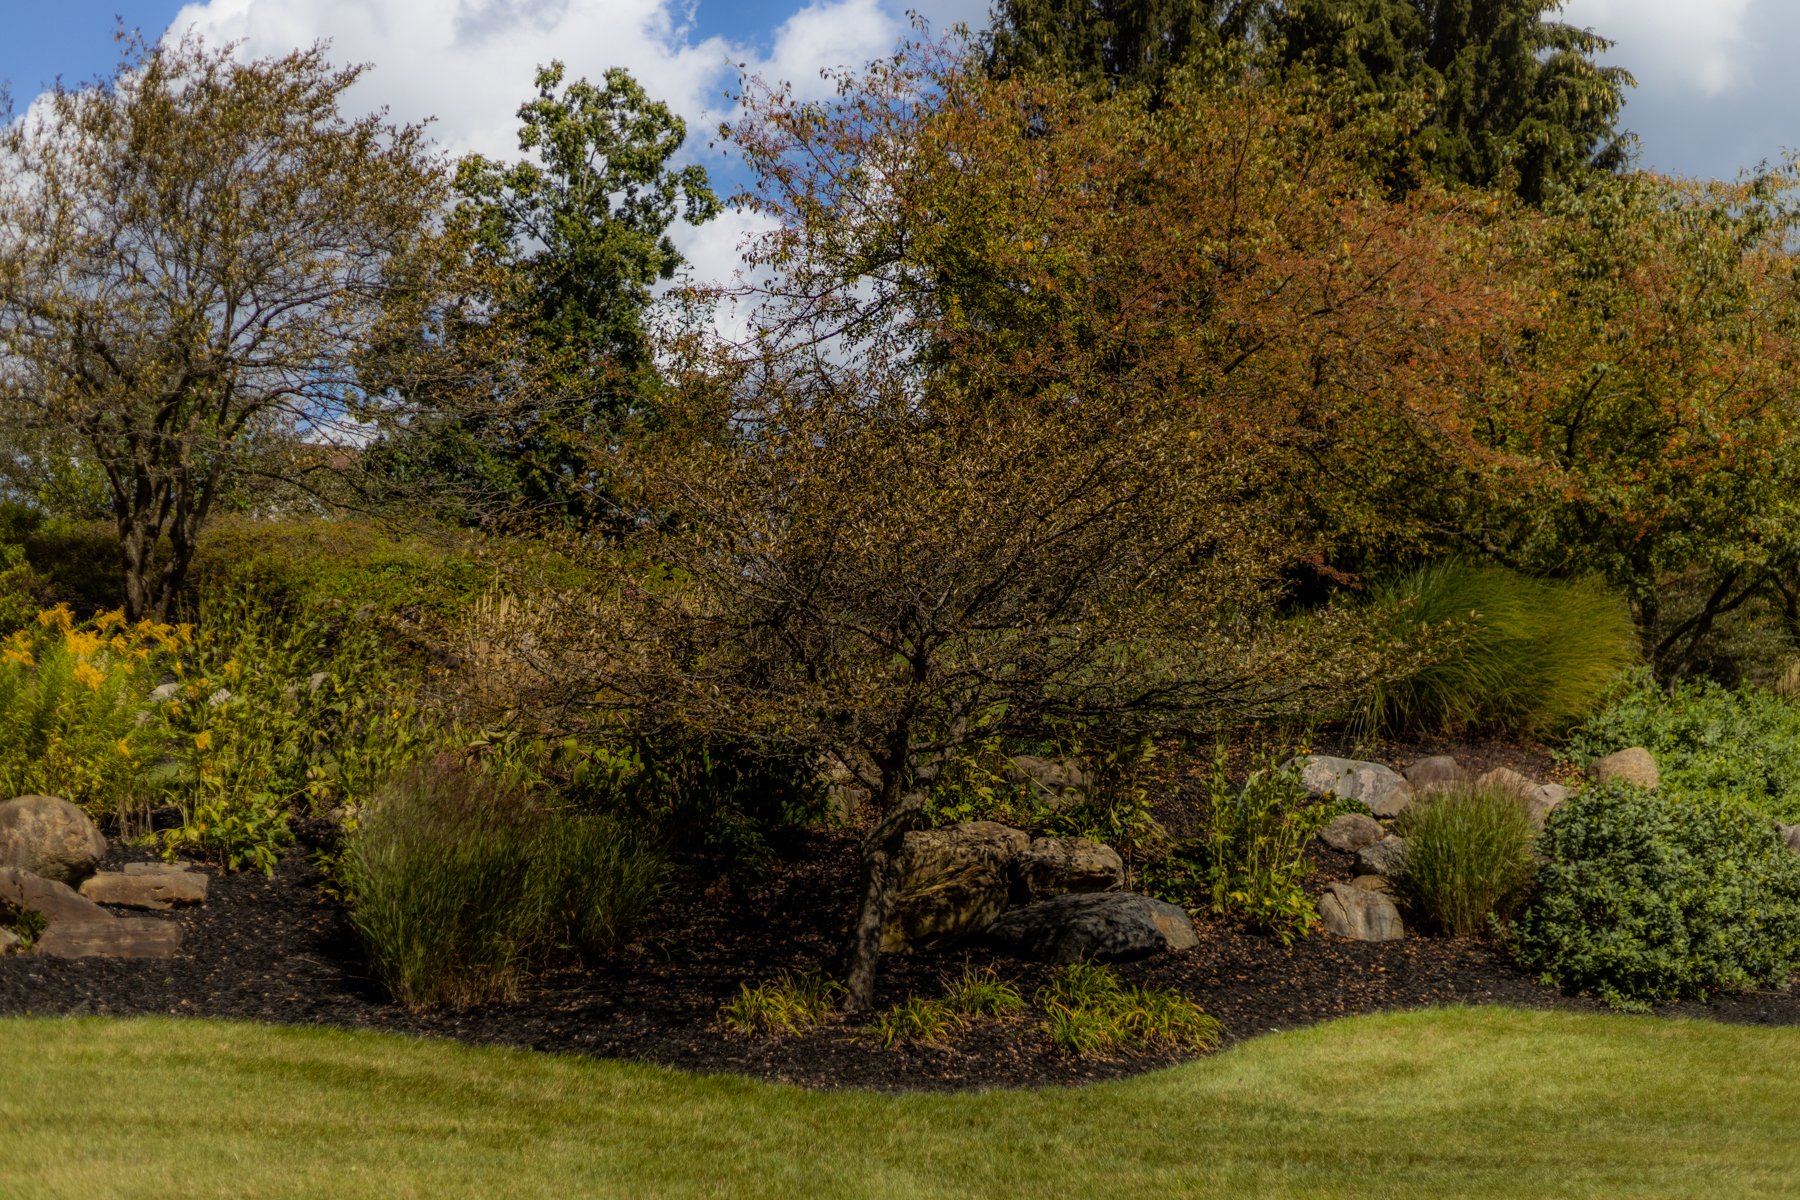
[1588,747,1659,790]
[1005,756,1090,809]
[1355,835,1408,877]
[0,795,107,885]
[984,892,1198,963]
[1318,882,1404,941]
[881,821,1030,952]
[1290,756,1414,818]
[1013,837,1123,902]
[1403,755,1469,793]
[1318,813,1386,853]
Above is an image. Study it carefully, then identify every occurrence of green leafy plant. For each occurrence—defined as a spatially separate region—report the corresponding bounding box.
[341,762,667,1009]
[1145,746,1331,942]
[1035,963,1223,1057]
[719,971,844,1038]
[866,997,960,1049]
[1566,671,1800,821]
[1363,563,1636,737]
[1508,782,1800,1009]
[939,965,1025,1020]
[1395,785,1537,937]
[1,900,47,950]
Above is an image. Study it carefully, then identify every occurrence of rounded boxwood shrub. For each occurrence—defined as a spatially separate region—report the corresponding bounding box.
[1508,782,1800,1009]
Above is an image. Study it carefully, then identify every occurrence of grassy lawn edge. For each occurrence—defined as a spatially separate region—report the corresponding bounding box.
[2,1005,1796,1199]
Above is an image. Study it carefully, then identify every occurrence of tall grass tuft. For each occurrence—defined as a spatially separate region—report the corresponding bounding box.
[1395,785,1537,937]
[342,762,666,1009]
[1362,562,1636,737]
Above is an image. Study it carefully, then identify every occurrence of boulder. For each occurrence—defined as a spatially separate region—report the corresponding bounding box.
[0,795,107,885]
[1588,747,1659,790]
[1778,823,1800,855]
[1528,784,1573,826]
[1290,756,1414,818]
[1005,756,1090,810]
[148,681,180,702]
[124,861,206,877]
[34,918,181,960]
[1403,755,1469,794]
[1475,767,1537,800]
[1318,882,1405,941]
[882,821,1030,952]
[80,870,208,911]
[984,892,1198,963]
[1349,874,1394,895]
[1355,835,1408,878]
[0,926,18,954]
[1013,836,1123,902]
[0,866,111,927]
[1317,812,1386,854]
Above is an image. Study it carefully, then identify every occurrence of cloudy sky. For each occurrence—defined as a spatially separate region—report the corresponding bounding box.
[3,0,1796,285]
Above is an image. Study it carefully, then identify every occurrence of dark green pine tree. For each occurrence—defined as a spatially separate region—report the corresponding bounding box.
[1272,0,1635,202]
[984,0,1261,90]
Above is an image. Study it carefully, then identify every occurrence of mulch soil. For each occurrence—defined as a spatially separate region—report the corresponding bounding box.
[4,743,1799,1092]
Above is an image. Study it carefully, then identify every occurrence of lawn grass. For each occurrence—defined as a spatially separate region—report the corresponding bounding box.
[3,1006,1797,1198]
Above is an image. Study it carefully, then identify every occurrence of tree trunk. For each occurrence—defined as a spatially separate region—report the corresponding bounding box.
[842,783,927,1013]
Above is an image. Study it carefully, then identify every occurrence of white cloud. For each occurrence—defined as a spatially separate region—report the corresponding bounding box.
[164,0,909,289]
[1562,0,1754,98]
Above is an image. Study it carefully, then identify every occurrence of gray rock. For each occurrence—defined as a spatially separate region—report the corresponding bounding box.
[0,795,108,885]
[1528,784,1573,826]
[1355,835,1408,877]
[0,926,18,954]
[1403,755,1469,793]
[147,682,180,702]
[34,917,181,960]
[0,866,112,926]
[1318,882,1405,941]
[1589,747,1660,789]
[882,821,1030,952]
[1318,813,1386,853]
[1005,755,1090,810]
[1777,823,1800,855]
[984,892,1198,963]
[1349,874,1394,894]
[1290,756,1414,818]
[123,861,207,877]
[1013,836,1123,902]
[80,870,208,911]
[1476,767,1537,800]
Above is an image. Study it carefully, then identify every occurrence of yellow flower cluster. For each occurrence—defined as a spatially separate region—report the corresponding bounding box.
[4,606,194,692]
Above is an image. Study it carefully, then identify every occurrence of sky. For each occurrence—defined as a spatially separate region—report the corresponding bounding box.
[2,0,1798,287]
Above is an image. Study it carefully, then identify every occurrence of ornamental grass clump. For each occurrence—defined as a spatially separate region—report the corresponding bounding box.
[1508,782,1800,1010]
[1363,563,1636,737]
[1036,963,1222,1057]
[720,971,844,1038]
[1395,785,1537,937]
[342,762,666,1009]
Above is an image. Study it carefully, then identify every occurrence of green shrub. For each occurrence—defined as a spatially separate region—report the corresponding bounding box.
[341,763,667,1009]
[1508,782,1800,1010]
[719,971,844,1037]
[1566,671,1800,822]
[1363,563,1636,737]
[1036,963,1223,1056]
[939,965,1024,1020]
[867,997,960,1048]
[1395,785,1537,937]
[1144,746,1331,942]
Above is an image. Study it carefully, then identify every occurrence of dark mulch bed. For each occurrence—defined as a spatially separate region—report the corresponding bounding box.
[5,810,1798,1093]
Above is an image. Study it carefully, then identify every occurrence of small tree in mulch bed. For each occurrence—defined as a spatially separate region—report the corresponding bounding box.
[487,46,1512,1010]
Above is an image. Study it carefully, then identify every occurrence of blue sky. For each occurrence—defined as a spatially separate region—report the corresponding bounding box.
[5,0,1798,286]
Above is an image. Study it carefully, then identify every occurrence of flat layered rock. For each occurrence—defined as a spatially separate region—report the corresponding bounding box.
[984,892,1197,963]
[0,866,110,926]
[34,917,181,960]
[81,870,208,910]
